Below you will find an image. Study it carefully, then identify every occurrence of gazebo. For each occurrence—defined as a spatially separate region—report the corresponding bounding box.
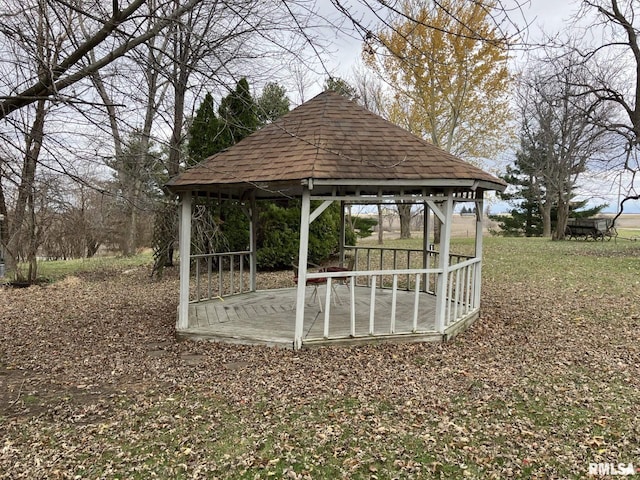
[166,90,505,349]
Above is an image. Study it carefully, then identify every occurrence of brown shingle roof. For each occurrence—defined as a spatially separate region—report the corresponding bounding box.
[166,90,505,194]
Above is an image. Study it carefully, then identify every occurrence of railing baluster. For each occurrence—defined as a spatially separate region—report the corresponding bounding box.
[324,278,331,338]
[218,256,223,297]
[406,250,411,290]
[369,275,377,335]
[413,274,420,332]
[239,254,244,293]
[230,254,235,295]
[447,271,454,326]
[453,268,461,322]
[390,275,398,334]
[422,250,427,293]
[195,257,201,302]
[472,264,476,310]
[464,264,472,313]
[207,256,212,300]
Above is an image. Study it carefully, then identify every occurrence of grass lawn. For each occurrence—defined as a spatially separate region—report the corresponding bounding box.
[20,251,154,282]
[0,237,639,479]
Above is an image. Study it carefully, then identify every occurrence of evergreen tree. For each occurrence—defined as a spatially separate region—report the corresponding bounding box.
[187,93,223,166]
[188,78,260,168]
[491,154,607,237]
[491,164,543,237]
[217,78,259,147]
[324,77,359,101]
[186,81,260,254]
[257,83,290,125]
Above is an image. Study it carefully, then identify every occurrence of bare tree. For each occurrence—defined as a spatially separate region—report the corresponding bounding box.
[575,0,640,218]
[1,0,333,279]
[0,0,211,279]
[1,0,54,280]
[516,47,614,239]
[0,0,207,121]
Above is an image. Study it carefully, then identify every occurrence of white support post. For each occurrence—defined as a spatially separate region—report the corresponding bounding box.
[474,194,484,308]
[369,276,377,335]
[390,275,398,334]
[424,202,432,249]
[294,188,312,349]
[434,192,454,333]
[177,191,192,331]
[423,202,431,292]
[339,200,346,266]
[249,193,257,292]
[412,274,421,332]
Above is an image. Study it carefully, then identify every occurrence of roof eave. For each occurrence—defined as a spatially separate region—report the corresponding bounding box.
[165,177,506,199]
[311,178,506,192]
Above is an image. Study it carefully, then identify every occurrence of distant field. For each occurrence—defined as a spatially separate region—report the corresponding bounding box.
[458,213,640,238]
[368,213,640,240]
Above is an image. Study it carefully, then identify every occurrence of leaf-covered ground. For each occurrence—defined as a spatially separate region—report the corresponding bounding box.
[1,238,639,479]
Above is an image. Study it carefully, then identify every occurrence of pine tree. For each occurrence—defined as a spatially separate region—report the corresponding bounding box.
[491,158,607,237]
[217,78,259,147]
[324,77,359,101]
[187,93,222,166]
[257,83,290,125]
[187,79,260,165]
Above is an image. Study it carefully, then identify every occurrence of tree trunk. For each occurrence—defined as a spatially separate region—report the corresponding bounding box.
[541,202,552,238]
[397,203,412,239]
[26,191,38,282]
[158,26,190,268]
[5,99,46,280]
[433,218,442,245]
[553,192,569,241]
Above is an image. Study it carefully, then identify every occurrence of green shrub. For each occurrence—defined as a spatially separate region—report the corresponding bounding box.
[256,202,300,269]
[352,216,377,238]
[256,200,349,270]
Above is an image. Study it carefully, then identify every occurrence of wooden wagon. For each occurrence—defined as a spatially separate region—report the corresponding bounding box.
[565,218,617,241]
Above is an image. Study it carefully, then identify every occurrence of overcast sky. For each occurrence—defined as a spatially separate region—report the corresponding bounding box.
[312,0,582,92]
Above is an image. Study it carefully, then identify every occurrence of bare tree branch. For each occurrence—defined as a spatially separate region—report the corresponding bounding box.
[0,0,204,121]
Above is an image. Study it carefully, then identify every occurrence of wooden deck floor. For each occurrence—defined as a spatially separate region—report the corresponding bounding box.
[178,285,451,348]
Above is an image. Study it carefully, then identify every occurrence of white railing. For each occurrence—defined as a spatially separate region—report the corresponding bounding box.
[304,267,440,340]
[345,246,474,294]
[302,255,481,341]
[444,258,481,327]
[346,246,437,293]
[190,251,251,302]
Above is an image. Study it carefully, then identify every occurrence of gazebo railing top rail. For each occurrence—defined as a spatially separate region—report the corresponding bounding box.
[346,245,474,260]
[190,250,250,258]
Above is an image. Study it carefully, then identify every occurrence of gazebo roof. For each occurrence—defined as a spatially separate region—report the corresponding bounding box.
[167,90,506,198]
